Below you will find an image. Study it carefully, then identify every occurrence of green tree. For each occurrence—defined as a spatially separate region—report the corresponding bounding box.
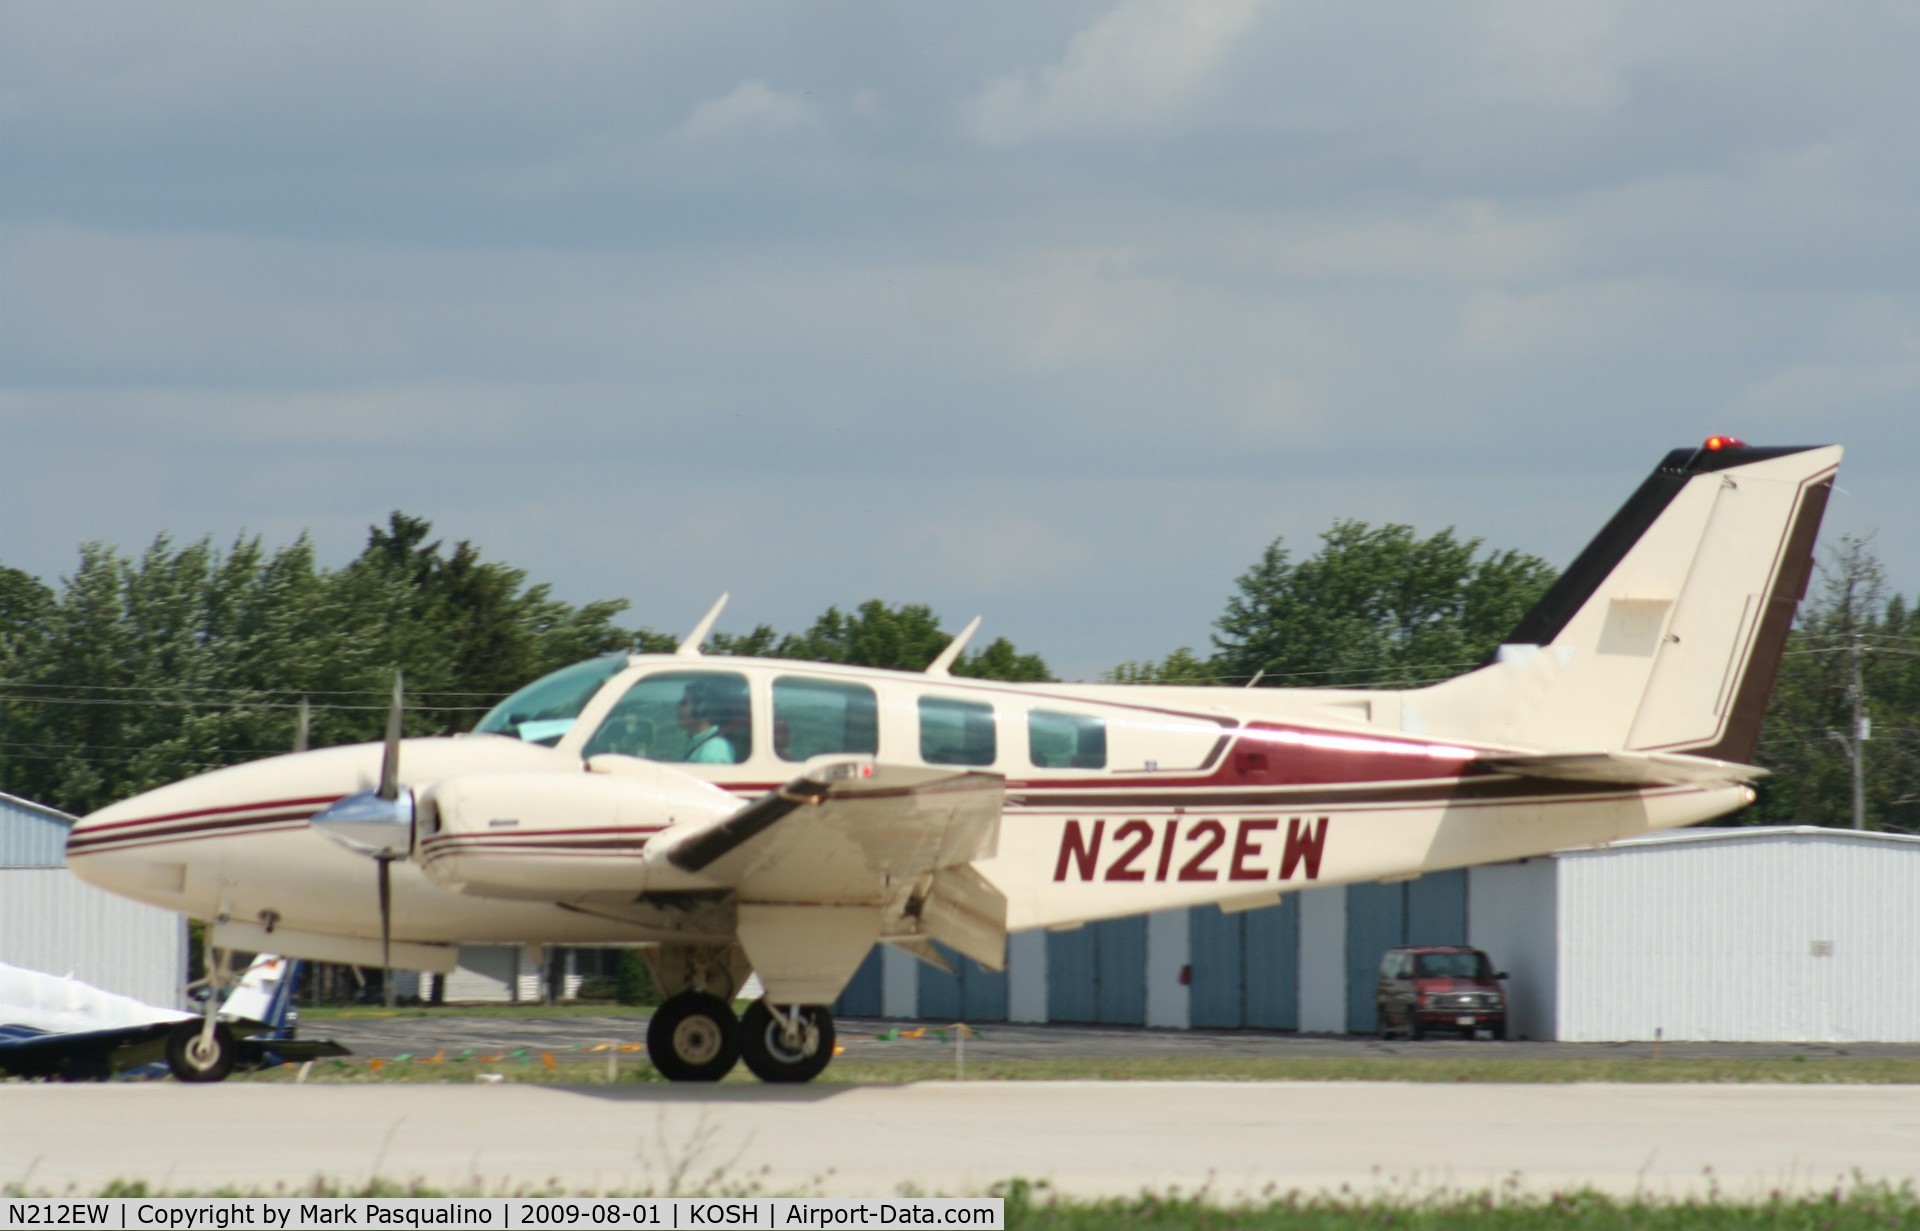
[710,600,1052,681]
[1210,520,1558,689]
[345,513,638,733]
[0,565,55,791]
[1753,536,1920,832]
[0,515,649,814]
[1103,647,1217,685]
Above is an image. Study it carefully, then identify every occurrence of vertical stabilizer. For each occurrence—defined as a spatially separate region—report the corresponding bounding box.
[217,954,300,1031]
[1417,443,1841,759]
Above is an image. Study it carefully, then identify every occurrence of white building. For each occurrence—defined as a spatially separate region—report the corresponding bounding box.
[1469,826,1920,1042]
[0,791,187,1007]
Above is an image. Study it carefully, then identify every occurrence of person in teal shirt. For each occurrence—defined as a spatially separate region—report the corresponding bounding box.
[677,684,736,764]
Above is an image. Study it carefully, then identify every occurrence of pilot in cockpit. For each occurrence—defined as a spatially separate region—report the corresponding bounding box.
[676,682,737,764]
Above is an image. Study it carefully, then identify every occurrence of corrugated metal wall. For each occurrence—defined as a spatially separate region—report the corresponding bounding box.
[1556,830,1920,1042]
[0,868,187,1007]
[1466,860,1557,1040]
[1,793,73,867]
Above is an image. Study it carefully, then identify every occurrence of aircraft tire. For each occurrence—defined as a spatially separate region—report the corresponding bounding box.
[738,1002,834,1084]
[166,1021,237,1083]
[645,992,740,1082]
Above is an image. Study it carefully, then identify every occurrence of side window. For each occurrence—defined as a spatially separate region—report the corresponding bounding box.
[773,677,878,762]
[1380,953,1398,979]
[919,696,996,766]
[1028,710,1107,769]
[581,671,752,765]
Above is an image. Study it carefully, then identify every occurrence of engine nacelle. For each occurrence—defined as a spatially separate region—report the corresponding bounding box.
[417,759,738,901]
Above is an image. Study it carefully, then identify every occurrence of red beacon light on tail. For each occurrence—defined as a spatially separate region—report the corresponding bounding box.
[1703,435,1747,451]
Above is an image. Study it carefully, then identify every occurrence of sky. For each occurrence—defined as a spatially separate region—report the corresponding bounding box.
[3,1,1916,680]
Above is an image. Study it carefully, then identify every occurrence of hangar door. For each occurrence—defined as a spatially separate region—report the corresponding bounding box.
[1046,916,1147,1025]
[917,944,1009,1022]
[835,948,884,1016]
[1189,899,1300,1029]
[1345,871,1467,1033]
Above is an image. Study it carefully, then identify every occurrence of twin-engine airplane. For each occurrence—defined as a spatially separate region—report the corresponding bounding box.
[68,442,1839,1082]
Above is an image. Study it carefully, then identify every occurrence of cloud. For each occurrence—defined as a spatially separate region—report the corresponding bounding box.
[678,80,823,143]
[963,0,1257,145]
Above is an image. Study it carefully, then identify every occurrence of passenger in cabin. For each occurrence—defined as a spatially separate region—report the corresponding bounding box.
[676,682,737,764]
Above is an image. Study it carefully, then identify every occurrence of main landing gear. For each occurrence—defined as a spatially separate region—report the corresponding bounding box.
[645,991,835,1084]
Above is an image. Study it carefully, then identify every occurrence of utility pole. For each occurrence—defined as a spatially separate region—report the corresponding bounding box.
[1828,634,1870,831]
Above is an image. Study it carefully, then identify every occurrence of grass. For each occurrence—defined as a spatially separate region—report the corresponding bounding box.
[995,1178,1920,1229]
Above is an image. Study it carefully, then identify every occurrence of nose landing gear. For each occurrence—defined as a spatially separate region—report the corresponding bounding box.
[643,992,835,1084]
[168,946,238,1083]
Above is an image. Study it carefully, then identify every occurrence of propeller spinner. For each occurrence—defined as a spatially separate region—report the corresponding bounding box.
[309,672,412,1008]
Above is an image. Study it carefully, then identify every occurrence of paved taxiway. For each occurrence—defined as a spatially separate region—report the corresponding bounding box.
[317,1015,1920,1064]
[5,1081,1916,1199]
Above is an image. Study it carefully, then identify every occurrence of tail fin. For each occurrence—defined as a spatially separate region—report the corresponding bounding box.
[1418,442,1841,759]
[217,955,300,1034]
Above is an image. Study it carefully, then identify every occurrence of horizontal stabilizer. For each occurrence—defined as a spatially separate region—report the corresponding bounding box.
[1477,751,1768,788]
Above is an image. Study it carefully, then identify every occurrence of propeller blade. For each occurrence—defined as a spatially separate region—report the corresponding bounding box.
[378,671,404,802]
[294,696,311,753]
[377,854,395,1010]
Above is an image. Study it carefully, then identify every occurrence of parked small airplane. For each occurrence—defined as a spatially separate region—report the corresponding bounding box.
[0,954,346,1082]
[66,441,1839,1082]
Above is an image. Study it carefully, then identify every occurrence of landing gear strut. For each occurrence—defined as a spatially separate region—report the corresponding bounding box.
[168,946,238,1082]
[644,992,740,1082]
[738,1002,835,1084]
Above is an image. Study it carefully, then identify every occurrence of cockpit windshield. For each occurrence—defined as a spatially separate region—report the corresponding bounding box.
[473,654,627,746]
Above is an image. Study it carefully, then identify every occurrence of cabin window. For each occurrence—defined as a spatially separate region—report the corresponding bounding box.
[474,654,627,746]
[581,670,752,764]
[1028,710,1107,770]
[773,677,879,762]
[919,696,996,766]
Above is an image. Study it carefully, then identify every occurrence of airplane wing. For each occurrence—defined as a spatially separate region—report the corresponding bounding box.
[1476,750,1768,787]
[651,760,1003,897]
[642,760,1008,988]
[0,1022,177,1081]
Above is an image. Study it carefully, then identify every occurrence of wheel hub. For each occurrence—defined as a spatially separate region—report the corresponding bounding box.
[765,1014,818,1063]
[672,1014,726,1066]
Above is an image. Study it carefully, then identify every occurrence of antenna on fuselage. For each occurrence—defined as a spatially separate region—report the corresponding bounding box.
[676,593,730,657]
[925,615,982,678]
